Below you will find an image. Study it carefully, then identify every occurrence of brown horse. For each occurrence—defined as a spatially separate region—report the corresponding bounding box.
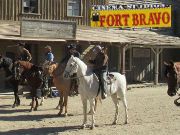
[46,63,71,116]
[0,56,21,108]
[47,63,98,116]
[17,60,43,111]
[164,61,180,106]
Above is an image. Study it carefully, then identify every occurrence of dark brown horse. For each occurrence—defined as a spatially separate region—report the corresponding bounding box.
[0,56,21,108]
[164,61,180,106]
[17,60,43,111]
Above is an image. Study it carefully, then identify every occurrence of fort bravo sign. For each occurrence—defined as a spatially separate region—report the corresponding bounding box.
[91,4,171,28]
[21,19,77,39]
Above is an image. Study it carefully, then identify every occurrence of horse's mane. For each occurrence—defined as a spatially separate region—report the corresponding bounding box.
[74,57,86,66]
[52,63,66,76]
[18,61,33,70]
[73,57,93,74]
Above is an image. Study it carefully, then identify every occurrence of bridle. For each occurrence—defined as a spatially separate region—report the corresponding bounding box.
[64,60,88,79]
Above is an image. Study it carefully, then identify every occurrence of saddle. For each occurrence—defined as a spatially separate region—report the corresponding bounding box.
[106,73,116,85]
[93,72,116,85]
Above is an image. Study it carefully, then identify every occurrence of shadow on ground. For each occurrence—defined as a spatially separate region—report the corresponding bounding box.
[0,126,82,135]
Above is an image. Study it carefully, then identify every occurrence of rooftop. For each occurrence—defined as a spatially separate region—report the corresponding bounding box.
[0,21,180,48]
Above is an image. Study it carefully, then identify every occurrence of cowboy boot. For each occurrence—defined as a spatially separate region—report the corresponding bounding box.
[101,80,107,100]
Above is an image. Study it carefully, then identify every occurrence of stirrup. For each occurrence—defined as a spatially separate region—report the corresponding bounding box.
[101,93,107,99]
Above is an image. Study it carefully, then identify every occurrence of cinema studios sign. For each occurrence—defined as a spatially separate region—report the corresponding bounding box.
[91,4,171,28]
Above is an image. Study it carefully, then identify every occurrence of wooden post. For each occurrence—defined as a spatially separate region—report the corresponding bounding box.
[120,45,126,75]
[151,48,163,85]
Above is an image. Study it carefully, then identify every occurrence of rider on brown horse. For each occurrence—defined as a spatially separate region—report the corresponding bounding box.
[60,43,80,96]
[43,45,55,97]
[17,42,32,62]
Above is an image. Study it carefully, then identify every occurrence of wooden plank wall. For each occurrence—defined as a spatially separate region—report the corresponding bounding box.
[0,0,22,21]
[0,0,107,26]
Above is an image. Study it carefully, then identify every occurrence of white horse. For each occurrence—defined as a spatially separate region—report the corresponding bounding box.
[63,55,128,129]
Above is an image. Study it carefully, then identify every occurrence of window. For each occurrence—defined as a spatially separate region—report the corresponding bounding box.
[67,0,81,16]
[22,0,39,14]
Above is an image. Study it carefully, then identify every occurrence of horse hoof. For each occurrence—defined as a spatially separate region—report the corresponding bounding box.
[90,125,95,130]
[64,113,68,117]
[112,121,117,125]
[34,108,37,111]
[16,104,20,107]
[56,105,60,110]
[56,106,60,109]
[124,120,128,124]
[57,112,62,116]
[81,124,86,129]
[12,104,16,108]
[29,109,33,112]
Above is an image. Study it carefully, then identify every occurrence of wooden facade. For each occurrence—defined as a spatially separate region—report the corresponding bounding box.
[0,0,107,25]
[0,0,180,86]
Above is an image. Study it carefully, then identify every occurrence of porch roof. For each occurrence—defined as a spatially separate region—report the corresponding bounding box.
[0,21,180,48]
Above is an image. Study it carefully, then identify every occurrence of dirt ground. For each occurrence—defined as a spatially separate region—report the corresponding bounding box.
[0,85,180,135]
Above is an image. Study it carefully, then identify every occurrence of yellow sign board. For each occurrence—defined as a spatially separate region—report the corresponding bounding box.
[91,5,171,28]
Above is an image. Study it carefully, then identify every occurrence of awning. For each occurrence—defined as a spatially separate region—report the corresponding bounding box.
[0,21,180,48]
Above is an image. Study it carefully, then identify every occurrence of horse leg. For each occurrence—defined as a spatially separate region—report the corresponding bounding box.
[121,95,128,124]
[89,98,96,130]
[12,84,20,108]
[56,97,60,109]
[64,94,68,116]
[81,97,88,129]
[12,92,17,108]
[40,88,45,106]
[88,97,98,114]
[34,97,39,111]
[30,97,35,112]
[58,94,64,116]
[94,97,98,112]
[40,96,44,106]
[111,93,120,125]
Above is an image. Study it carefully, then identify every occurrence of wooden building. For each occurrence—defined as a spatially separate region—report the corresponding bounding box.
[0,0,180,89]
[0,0,107,24]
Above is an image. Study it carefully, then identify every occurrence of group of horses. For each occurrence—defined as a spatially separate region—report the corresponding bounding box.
[0,54,179,129]
[0,56,71,114]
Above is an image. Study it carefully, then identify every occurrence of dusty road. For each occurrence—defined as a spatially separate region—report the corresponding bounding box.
[0,85,179,135]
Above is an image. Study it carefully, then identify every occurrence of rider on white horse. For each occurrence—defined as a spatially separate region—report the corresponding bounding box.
[89,45,108,99]
[64,55,128,129]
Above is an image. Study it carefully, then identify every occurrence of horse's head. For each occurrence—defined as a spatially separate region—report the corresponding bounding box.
[63,55,78,79]
[14,60,33,79]
[164,61,178,96]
